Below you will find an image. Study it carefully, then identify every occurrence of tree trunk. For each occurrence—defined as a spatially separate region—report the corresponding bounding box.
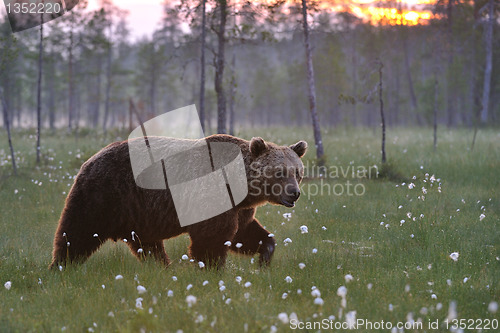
[215,0,227,134]
[480,0,494,123]
[36,18,43,164]
[433,75,438,151]
[446,0,455,127]
[229,52,236,136]
[1,88,17,175]
[199,0,207,133]
[402,27,422,125]
[103,25,113,134]
[68,28,75,131]
[301,0,324,163]
[48,60,55,130]
[378,61,386,164]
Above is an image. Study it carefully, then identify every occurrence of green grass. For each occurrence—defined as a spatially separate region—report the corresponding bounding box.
[0,127,499,332]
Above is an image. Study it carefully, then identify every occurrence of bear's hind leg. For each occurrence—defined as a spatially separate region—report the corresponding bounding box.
[127,240,170,267]
[230,218,276,267]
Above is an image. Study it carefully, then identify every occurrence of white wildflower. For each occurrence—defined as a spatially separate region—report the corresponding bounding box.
[278,312,289,324]
[186,295,197,307]
[488,301,498,313]
[314,297,324,305]
[449,252,459,262]
[137,285,147,294]
[300,225,308,234]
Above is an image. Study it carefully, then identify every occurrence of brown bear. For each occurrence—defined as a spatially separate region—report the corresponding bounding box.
[49,134,307,269]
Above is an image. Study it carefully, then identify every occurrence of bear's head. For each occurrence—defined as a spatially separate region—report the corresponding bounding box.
[248,137,308,208]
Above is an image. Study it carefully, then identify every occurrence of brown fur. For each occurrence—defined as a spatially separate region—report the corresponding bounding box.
[49,134,307,269]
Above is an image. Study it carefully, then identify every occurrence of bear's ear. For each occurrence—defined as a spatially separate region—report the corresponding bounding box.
[250,137,269,157]
[289,141,308,158]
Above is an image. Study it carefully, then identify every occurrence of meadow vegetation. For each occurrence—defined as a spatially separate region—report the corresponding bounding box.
[0,127,499,332]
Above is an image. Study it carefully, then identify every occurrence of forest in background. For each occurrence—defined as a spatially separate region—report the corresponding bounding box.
[0,0,499,135]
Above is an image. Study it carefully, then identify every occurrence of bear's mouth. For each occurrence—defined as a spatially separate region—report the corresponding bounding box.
[279,198,296,208]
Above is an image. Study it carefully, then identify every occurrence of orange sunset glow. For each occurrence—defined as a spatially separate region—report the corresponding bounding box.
[81,0,438,38]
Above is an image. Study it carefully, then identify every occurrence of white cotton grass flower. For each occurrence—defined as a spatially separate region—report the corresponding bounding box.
[115,275,123,280]
[172,276,177,281]
[244,282,252,288]
[270,325,277,333]
[322,226,327,230]
[135,297,143,309]
[186,295,197,307]
[198,261,205,268]
[298,263,306,269]
[285,276,293,283]
[278,312,289,324]
[345,311,357,329]
[137,285,147,294]
[447,301,457,321]
[282,292,288,299]
[224,241,231,246]
[408,183,415,189]
[312,248,318,254]
[488,301,498,313]
[300,225,308,234]
[283,238,292,246]
[235,243,243,249]
[337,286,347,308]
[4,281,12,290]
[186,284,193,291]
[268,234,274,238]
[344,274,353,283]
[203,280,209,286]
[311,288,321,298]
[225,298,232,305]
[219,285,226,292]
[283,213,292,219]
[313,297,324,306]
[431,294,437,300]
[167,290,174,297]
[235,276,242,283]
[479,213,486,221]
[449,252,459,262]
[181,254,188,260]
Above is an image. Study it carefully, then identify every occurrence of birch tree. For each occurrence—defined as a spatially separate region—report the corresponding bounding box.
[301,0,324,163]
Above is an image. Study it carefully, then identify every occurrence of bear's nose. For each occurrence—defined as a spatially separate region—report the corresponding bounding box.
[291,189,301,200]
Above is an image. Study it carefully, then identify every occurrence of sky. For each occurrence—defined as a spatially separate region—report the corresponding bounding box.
[0,0,435,38]
[87,0,164,40]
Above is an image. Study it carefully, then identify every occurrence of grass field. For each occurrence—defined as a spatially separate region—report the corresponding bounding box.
[0,127,499,332]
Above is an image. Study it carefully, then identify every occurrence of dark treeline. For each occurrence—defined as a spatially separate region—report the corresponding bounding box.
[0,0,498,133]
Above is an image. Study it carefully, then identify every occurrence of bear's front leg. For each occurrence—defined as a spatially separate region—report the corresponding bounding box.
[230,210,276,267]
[187,212,239,269]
